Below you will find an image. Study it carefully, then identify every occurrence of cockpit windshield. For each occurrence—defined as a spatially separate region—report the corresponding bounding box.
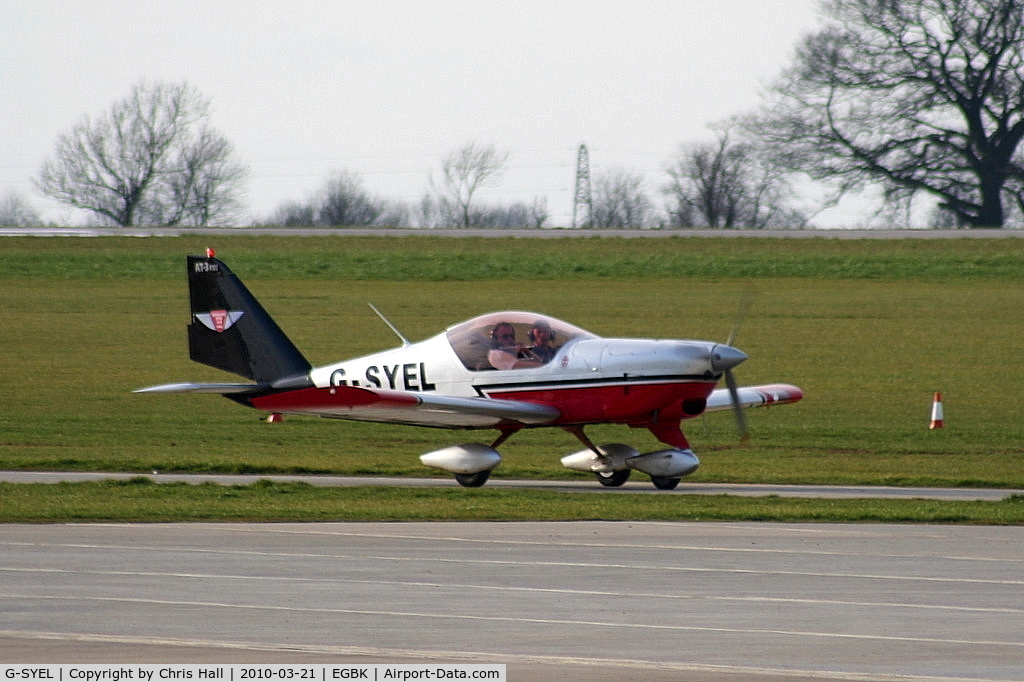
[446,311,596,371]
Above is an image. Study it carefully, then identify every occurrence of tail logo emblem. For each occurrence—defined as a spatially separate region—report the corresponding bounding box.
[196,310,244,333]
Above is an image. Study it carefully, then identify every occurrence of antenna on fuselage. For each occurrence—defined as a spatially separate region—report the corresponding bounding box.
[368,303,411,347]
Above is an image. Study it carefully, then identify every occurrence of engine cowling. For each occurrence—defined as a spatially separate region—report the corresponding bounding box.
[626,449,700,478]
[420,443,502,474]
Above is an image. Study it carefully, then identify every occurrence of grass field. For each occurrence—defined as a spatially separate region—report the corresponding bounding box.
[2,234,1023,522]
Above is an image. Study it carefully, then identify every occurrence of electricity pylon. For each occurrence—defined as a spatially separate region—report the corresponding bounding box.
[571,143,592,229]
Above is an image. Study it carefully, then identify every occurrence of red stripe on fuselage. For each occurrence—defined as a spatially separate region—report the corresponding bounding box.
[483,379,716,424]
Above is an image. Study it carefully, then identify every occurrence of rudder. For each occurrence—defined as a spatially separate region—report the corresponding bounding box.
[187,254,312,386]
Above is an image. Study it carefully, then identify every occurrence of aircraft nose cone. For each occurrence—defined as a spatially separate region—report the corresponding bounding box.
[710,344,748,372]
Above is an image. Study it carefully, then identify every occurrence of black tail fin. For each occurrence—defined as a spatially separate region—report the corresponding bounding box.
[187,254,312,386]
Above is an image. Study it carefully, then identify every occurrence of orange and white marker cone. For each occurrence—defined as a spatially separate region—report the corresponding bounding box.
[929,393,944,429]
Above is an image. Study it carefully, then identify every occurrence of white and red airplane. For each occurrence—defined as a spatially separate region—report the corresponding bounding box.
[137,252,802,489]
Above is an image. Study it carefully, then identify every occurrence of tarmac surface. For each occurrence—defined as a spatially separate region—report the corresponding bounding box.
[2,520,1023,681]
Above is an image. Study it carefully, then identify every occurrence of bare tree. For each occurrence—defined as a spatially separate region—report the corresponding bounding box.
[36,80,247,226]
[317,170,383,226]
[0,190,43,226]
[263,170,408,227]
[373,201,411,227]
[265,200,315,227]
[529,196,549,228]
[747,0,1024,228]
[664,131,804,228]
[591,168,655,228]
[166,127,247,226]
[411,193,545,229]
[431,142,510,227]
[413,194,443,228]
[665,134,746,227]
[470,200,544,228]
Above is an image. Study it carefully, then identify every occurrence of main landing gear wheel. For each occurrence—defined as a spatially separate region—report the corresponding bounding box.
[651,476,681,490]
[454,471,491,488]
[595,469,631,487]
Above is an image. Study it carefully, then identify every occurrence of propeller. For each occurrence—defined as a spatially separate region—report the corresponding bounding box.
[724,365,749,442]
[726,286,754,348]
[720,288,756,441]
[711,344,749,441]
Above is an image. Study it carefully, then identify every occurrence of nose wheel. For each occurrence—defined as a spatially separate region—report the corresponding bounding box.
[651,476,681,490]
[595,469,631,487]
[454,471,491,487]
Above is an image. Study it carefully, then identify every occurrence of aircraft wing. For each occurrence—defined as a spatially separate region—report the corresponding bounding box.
[705,383,803,412]
[248,385,562,428]
[134,382,266,394]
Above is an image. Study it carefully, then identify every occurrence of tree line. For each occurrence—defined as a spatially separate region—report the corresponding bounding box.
[6,0,1024,229]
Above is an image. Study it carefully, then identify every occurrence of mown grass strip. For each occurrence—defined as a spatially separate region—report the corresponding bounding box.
[2,479,1023,524]
[4,235,1024,281]
[4,274,1022,487]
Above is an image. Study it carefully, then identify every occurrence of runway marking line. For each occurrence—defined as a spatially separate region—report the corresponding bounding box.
[226,524,1024,565]
[2,593,1023,651]
[3,566,1024,616]
[4,540,1024,586]
[70,521,1019,565]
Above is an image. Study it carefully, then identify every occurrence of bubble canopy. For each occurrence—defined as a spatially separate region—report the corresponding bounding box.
[445,311,597,371]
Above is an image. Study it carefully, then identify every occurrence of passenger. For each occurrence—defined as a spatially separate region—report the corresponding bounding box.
[488,322,542,370]
[528,320,558,363]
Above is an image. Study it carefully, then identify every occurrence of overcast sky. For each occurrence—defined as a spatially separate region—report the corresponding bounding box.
[3,0,846,227]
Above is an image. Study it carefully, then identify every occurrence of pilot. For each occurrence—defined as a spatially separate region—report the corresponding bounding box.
[528,320,557,363]
[488,322,542,370]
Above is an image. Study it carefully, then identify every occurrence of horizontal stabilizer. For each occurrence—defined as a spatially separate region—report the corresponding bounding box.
[134,382,265,395]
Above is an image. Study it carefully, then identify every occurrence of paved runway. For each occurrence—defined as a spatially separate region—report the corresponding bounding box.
[2,522,1022,681]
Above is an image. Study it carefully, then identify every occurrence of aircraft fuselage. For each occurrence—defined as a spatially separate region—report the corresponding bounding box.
[311,334,724,427]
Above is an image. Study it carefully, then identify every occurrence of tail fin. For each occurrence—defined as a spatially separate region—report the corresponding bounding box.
[187,254,312,387]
